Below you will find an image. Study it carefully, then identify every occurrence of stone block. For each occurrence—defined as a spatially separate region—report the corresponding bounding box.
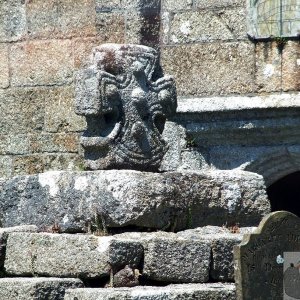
[195,0,246,9]
[255,41,282,93]
[0,0,26,42]
[0,135,30,155]
[177,228,244,281]
[44,86,86,133]
[0,44,9,88]
[4,233,143,278]
[0,226,38,270]
[162,0,193,11]
[27,0,96,38]
[143,237,210,283]
[125,9,160,48]
[0,88,45,135]
[168,8,246,44]
[0,156,13,178]
[10,40,73,87]
[161,42,255,96]
[96,12,125,44]
[29,133,79,153]
[282,41,300,91]
[12,153,84,176]
[0,170,270,232]
[13,155,45,176]
[96,0,161,12]
[0,278,83,300]
[65,283,236,299]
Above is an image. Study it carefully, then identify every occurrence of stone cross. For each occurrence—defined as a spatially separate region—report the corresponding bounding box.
[75,44,177,171]
[234,211,300,300]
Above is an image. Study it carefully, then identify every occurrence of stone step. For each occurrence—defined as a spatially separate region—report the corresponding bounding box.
[64,283,236,300]
[3,226,255,284]
[4,232,143,279]
[0,277,83,300]
[0,169,269,233]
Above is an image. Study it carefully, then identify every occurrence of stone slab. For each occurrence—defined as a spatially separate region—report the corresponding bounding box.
[4,233,143,278]
[178,227,244,281]
[143,237,210,283]
[0,277,83,300]
[282,41,300,92]
[10,40,73,87]
[64,283,236,299]
[12,153,84,177]
[195,0,245,9]
[161,42,255,96]
[0,44,9,88]
[0,225,38,271]
[234,211,300,300]
[0,170,270,232]
[167,8,246,44]
[26,0,96,38]
[0,0,26,42]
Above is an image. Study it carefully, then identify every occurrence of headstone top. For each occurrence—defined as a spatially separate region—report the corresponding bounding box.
[234,211,300,300]
[75,43,177,171]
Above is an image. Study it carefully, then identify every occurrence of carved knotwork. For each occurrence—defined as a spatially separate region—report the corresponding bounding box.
[75,44,177,171]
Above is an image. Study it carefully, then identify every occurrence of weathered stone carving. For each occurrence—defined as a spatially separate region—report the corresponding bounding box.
[75,44,177,171]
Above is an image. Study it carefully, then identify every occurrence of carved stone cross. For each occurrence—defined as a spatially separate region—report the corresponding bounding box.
[75,44,177,171]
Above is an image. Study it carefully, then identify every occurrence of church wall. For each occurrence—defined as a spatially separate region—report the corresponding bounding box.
[0,0,299,177]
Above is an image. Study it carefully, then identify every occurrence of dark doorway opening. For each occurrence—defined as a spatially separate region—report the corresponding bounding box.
[267,171,300,216]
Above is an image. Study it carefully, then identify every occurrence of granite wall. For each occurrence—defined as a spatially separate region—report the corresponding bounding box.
[0,0,299,177]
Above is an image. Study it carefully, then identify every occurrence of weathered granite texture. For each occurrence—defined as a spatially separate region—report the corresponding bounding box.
[116,226,256,283]
[0,170,269,232]
[75,43,177,171]
[0,225,38,271]
[0,277,83,300]
[143,237,211,283]
[64,283,236,300]
[4,233,143,278]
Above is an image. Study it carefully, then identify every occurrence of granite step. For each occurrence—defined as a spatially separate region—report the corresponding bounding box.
[64,283,236,300]
[0,277,83,300]
[2,226,255,284]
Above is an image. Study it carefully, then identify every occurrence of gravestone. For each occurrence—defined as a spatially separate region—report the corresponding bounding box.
[234,211,300,300]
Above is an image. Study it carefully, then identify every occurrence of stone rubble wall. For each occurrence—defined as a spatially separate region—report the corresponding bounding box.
[0,0,299,178]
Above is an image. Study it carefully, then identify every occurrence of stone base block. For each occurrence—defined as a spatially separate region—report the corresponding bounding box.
[143,237,210,283]
[0,169,270,232]
[4,233,143,278]
[0,277,83,300]
[64,283,236,299]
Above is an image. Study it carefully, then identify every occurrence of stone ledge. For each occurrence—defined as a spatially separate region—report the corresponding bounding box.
[0,277,83,300]
[177,93,300,114]
[0,169,270,232]
[64,283,236,299]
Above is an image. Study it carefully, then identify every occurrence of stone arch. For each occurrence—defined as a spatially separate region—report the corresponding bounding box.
[244,146,300,187]
[244,147,300,215]
[267,171,300,216]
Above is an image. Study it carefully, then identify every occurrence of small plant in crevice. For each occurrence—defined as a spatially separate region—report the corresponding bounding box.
[185,134,197,149]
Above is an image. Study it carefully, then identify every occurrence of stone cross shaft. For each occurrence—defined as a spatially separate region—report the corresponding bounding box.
[75,44,177,171]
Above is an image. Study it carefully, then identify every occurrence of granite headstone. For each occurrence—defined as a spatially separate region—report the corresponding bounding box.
[234,211,300,300]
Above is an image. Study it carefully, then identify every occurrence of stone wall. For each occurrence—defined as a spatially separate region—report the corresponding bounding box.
[0,0,299,177]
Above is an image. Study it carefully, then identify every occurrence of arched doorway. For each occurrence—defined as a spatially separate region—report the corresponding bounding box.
[267,171,300,216]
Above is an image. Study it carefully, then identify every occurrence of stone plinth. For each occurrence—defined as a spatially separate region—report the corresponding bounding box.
[0,169,270,232]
